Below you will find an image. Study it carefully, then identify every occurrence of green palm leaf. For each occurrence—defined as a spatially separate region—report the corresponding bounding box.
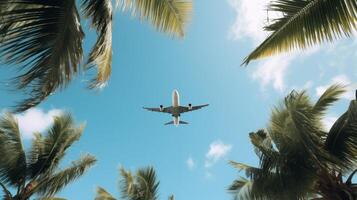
[325,99,357,171]
[243,0,357,65]
[313,84,346,116]
[120,166,159,200]
[28,113,84,179]
[82,0,113,89]
[95,187,117,200]
[117,0,192,37]
[228,177,253,200]
[95,187,116,200]
[0,0,84,112]
[33,154,96,198]
[0,113,26,187]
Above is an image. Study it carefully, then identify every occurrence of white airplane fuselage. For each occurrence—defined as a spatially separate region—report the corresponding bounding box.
[172,90,180,126]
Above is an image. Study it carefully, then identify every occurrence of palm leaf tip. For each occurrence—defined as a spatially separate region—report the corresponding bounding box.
[35,154,96,197]
[243,0,357,65]
[313,84,346,115]
[95,187,116,200]
[82,0,113,89]
[117,0,193,37]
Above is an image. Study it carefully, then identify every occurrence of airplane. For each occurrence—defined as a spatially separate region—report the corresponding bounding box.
[143,90,209,126]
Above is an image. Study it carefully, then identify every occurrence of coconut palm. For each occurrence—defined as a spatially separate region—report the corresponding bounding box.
[243,0,357,65]
[0,112,96,200]
[0,0,192,112]
[228,84,357,199]
[95,166,175,200]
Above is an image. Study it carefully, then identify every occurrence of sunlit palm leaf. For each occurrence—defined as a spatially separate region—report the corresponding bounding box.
[34,155,96,198]
[313,84,346,116]
[325,99,357,171]
[95,187,117,200]
[243,0,357,65]
[28,113,84,179]
[118,0,192,37]
[136,167,159,200]
[0,113,26,187]
[0,0,84,112]
[120,167,135,199]
[82,0,113,89]
[120,166,159,200]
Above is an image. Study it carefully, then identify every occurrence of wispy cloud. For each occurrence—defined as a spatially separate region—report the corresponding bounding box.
[322,116,338,132]
[228,0,318,92]
[316,74,355,100]
[252,55,294,92]
[14,108,63,139]
[205,140,232,168]
[228,0,270,44]
[186,157,195,170]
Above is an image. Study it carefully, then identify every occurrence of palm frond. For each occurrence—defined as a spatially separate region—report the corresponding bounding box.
[168,194,174,200]
[325,99,357,171]
[313,84,346,116]
[228,177,254,200]
[95,187,117,200]
[117,0,192,37]
[28,113,84,178]
[33,154,96,198]
[120,166,159,200]
[243,0,357,65]
[82,0,113,89]
[0,0,84,112]
[0,113,26,187]
[119,167,135,200]
[36,198,67,200]
[135,167,159,200]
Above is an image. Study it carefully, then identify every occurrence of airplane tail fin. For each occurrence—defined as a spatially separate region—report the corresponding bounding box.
[164,121,189,125]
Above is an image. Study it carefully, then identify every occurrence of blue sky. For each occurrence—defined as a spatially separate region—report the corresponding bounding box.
[1,0,357,199]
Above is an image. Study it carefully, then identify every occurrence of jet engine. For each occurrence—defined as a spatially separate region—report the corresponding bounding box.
[159,105,164,111]
[188,103,192,110]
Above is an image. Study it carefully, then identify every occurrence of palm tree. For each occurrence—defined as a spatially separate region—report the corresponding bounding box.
[0,0,192,112]
[95,166,175,200]
[243,0,357,65]
[0,112,96,200]
[228,84,357,199]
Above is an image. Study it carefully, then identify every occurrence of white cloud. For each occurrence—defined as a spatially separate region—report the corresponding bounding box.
[252,55,294,92]
[14,108,63,138]
[228,0,270,44]
[322,116,338,131]
[316,74,355,100]
[205,140,232,168]
[186,157,195,170]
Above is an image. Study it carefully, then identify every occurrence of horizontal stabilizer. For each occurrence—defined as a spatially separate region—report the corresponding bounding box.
[164,121,174,125]
[164,121,189,125]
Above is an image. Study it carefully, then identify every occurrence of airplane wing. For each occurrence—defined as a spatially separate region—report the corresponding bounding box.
[180,104,209,113]
[143,106,173,114]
